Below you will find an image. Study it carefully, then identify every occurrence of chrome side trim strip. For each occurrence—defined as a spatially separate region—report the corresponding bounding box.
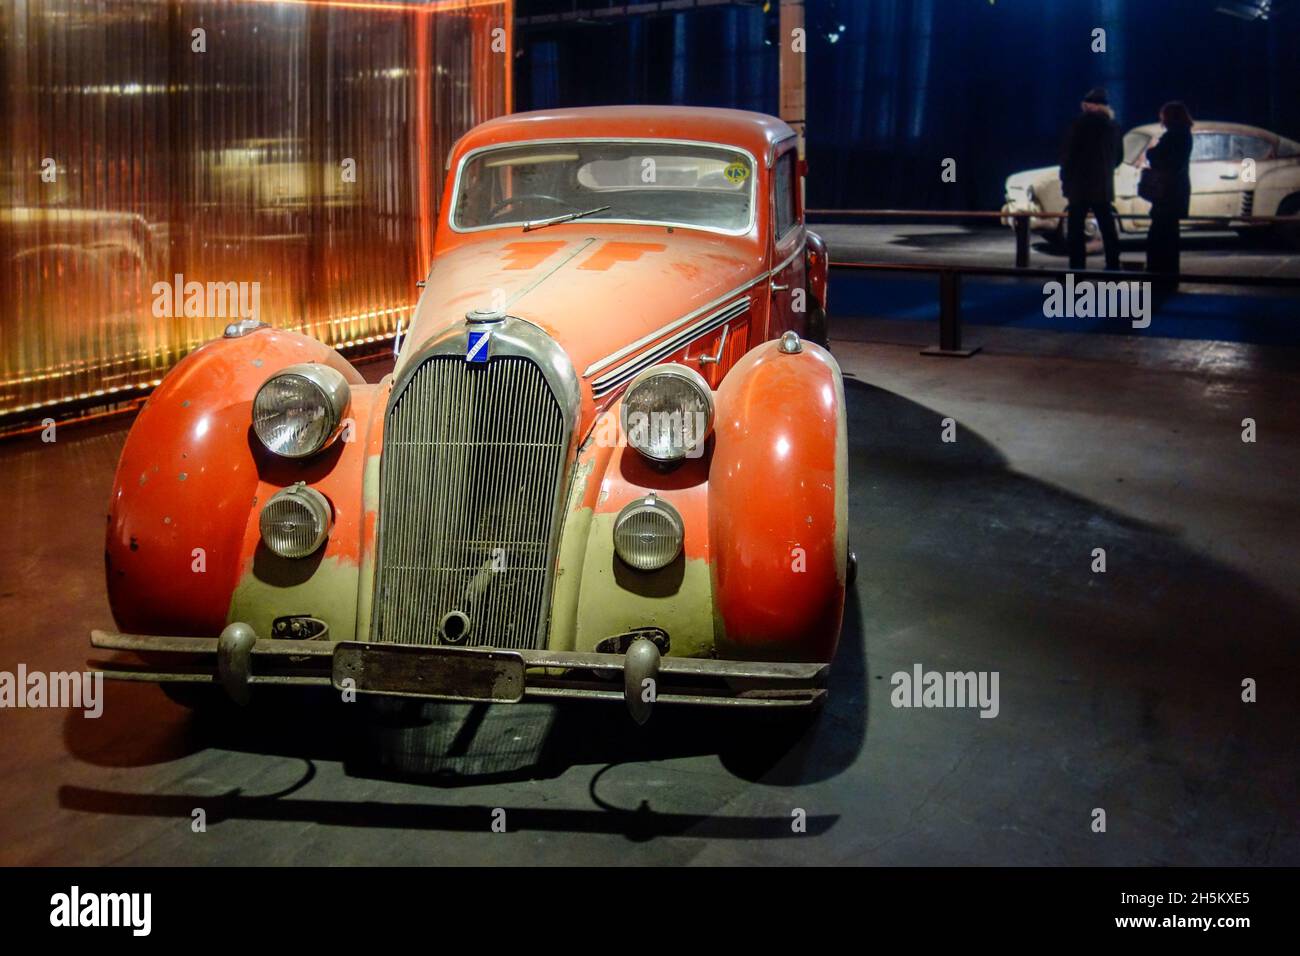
[581,242,804,382]
[590,298,750,397]
[582,272,767,378]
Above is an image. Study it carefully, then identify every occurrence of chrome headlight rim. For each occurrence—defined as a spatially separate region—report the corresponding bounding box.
[259,482,332,559]
[252,362,351,459]
[613,493,685,572]
[619,362,715,464]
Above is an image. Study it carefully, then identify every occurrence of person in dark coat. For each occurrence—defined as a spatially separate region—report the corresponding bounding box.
[1060,87,1124,270]
[1144,101,1194,285]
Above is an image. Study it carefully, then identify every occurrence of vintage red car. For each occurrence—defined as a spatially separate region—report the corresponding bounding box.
[94,106,849,722]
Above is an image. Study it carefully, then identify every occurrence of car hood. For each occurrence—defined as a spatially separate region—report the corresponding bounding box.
[397,227,765,395]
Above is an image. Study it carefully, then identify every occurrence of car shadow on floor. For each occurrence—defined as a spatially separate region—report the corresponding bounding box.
[59,376,1300,851]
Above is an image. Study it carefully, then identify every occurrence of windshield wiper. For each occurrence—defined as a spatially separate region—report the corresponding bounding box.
[522,205,611,232]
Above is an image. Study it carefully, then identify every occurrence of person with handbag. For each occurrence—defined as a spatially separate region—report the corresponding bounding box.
[1142,102,1195,287]
[1060,87,1124,270]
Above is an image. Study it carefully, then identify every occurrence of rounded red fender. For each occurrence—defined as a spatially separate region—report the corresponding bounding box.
[105,328,366,636]
[708,337,848,662]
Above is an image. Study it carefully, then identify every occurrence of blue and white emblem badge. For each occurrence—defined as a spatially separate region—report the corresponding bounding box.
[466,329,491,363]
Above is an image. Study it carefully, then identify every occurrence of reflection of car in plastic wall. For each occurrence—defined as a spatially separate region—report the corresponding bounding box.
[1,163,164,373]
[1003,121,1300,247]
[94,106,849,726]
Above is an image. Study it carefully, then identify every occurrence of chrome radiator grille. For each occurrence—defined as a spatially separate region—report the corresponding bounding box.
[374,355,568,649]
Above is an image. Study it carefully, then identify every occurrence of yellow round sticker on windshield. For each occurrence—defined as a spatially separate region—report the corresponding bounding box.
[723,161,750,185]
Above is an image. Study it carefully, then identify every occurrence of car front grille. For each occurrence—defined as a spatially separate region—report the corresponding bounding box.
[374,355,568,649]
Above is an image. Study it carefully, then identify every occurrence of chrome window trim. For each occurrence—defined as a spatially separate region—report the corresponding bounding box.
[771,143,802,244]
[448,137,760,238]
[767,132,798,173]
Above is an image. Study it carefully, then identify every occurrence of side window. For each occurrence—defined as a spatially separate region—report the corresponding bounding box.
[774,150,797,238]
[1231,135,1271,161]
[1191,133,1232,162]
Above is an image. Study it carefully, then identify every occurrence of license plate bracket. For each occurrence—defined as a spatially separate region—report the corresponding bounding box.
[332,642,525,703]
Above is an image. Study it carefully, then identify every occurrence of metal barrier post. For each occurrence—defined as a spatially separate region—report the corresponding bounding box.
[1014,215,1030,268]
[922,271,980,357]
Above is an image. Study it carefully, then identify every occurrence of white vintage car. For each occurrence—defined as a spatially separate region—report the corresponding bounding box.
[1003,121,1300,245]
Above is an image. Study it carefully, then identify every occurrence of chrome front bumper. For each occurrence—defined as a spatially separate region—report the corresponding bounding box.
[90,626,828,721]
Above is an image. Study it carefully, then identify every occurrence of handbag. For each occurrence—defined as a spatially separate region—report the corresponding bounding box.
[1138,167,1167,204]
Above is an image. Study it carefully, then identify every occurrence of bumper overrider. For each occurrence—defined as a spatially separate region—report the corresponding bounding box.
[90,625,827,723]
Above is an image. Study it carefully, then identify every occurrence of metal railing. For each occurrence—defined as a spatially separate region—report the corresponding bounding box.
[827,259,1300,357]
[808,208,1299,268]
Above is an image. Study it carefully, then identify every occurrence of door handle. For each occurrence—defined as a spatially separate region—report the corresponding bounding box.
[1220,172,1240,180]
[770,280,790,293]
[697,324,730,366]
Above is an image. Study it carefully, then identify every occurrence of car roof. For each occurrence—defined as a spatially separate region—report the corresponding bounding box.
[454,106,796,165]
[1128,121,1277,140]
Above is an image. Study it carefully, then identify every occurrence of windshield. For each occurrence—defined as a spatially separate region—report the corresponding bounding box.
[452,141,755,233]
[1123,131,1151,165]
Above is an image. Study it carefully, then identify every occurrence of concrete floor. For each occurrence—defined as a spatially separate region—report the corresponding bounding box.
[1,326,1297,865]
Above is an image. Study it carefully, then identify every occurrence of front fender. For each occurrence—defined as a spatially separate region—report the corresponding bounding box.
[1254,165,1300,216]
[105,327,376,638]
[550,340,846,663]
[708,338,847,662]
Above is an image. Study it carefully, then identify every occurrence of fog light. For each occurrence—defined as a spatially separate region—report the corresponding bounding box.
[613,494,683,571]
[259,482,331,558]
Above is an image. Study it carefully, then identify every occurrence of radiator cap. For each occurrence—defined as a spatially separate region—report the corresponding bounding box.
[466,307,507,325]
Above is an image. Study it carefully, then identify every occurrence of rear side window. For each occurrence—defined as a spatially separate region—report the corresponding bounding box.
[1231,135,1272,161]
[1122,131,1151,166]
[774,150,797,238]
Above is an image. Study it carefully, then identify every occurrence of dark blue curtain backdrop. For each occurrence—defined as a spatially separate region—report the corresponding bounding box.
[518,5,777,115]
[515,0,1299,210]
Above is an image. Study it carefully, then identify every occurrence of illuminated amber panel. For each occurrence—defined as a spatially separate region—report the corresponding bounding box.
[0,0,511,419]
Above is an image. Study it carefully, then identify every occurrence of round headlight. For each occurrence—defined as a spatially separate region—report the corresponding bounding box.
[259,482,331,558]
[613,494,684,571]
[253,363,350,458]
[620,364,714,463]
